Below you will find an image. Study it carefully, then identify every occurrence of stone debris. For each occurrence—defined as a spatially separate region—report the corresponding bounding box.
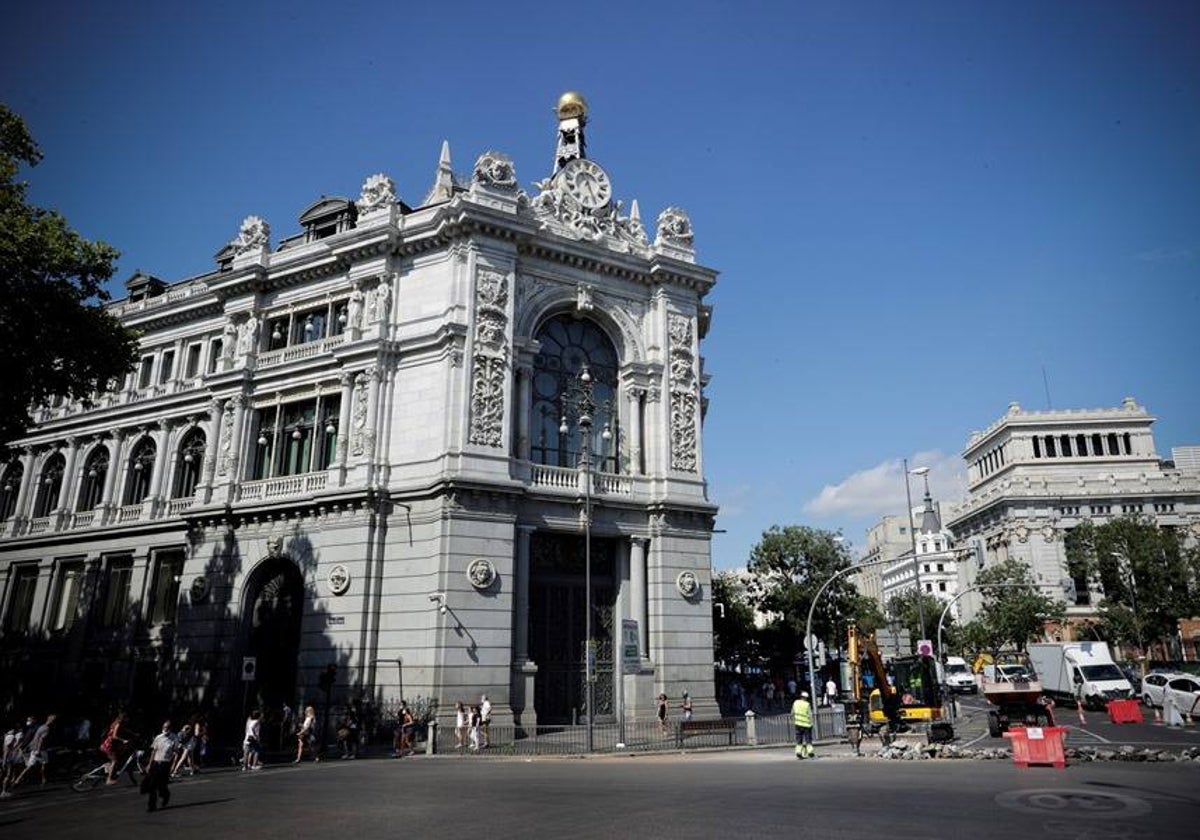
[872,742,1200,763]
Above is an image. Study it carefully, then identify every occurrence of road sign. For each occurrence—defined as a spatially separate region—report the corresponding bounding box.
[917,639,933,657]
[241,656,257,682]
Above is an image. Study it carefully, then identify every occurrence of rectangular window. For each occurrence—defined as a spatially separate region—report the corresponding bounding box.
[1060,435,1072,457]
[938,581,946,592]
[1033,437,1042,458]
[1076,434,1088,456]
[1045,436,1057,457]
[149,551,184,625]
[1092,433,1103,456]
[159,350,175,383]
[51,562,84,631]
[208,339,223,373]
[1107,433,1119,455]
[138,357,154,389]
[185,344,202,379]
[936,563,944,572]
[3,565,39,633]
[101,557,133,628]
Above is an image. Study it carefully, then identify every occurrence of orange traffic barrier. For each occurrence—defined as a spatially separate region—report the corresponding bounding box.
[1106,699,1143,724]
[1004,726,1067,768]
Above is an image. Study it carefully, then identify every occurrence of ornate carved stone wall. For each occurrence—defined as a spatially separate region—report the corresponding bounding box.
[667,314,698,473]
[468,269,509,448]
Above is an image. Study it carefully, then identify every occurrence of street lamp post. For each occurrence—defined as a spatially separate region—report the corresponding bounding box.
[559,365,611,753]
[904,462,929,650]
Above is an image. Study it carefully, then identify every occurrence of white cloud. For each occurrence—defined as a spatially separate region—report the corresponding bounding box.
[803,450,966,519]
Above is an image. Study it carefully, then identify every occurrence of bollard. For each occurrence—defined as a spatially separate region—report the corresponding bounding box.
[745,710,757,746]
[426,721,437,755]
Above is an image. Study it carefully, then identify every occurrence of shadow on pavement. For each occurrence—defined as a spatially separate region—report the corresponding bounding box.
[160,798,236,812]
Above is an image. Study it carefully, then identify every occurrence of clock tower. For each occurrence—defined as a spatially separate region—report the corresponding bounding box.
[554,90,589,173]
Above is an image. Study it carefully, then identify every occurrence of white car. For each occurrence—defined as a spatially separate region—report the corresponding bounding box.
[1163,674,1200,717]
[1141,672,1180,708]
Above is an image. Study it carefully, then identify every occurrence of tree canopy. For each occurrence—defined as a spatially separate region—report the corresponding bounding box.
[886,589,954,649]
[0,104,139,451]
[1064,516,1200,656]
[975,559,1063,651]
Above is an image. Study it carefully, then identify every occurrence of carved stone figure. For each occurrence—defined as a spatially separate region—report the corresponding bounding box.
[472,151,517,190]
[369,278,391,323]
[236,314,259,356]
[467,558,497,590]
[217,401,235,476]
[676,570,700,600]
[221,321,237,359]
[655,206,694,248]
[231,215,270,256]
[351,372,369,456]
[347,283,365,331]
[356,173,396,214]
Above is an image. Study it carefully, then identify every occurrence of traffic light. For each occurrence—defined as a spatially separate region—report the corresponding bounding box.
[318,663,337,692]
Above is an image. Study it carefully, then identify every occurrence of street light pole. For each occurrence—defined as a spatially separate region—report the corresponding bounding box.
[560,365,611,753]
[904,461,928,650]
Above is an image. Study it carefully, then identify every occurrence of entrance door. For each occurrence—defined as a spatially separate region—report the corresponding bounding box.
[242,558,304,711]
[528,532,615,725]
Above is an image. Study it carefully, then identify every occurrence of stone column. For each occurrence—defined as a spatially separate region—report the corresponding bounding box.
[100,431,124,520]
[628,387,645,475]
[630,536,648,659]
[365,367,381,469]
[147,420,171,508]
[10,447,36,532]
[199,399,223,502]
[516,362,533,460]
[58,437,81,513]
[336,371,353,483]
[514,525,534,664]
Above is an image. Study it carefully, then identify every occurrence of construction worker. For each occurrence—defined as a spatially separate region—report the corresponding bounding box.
[792,690,814,759]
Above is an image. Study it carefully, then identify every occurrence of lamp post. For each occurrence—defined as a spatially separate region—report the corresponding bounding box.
[804,548,896,739]
[904,462,929,650]
[559,365,612,753]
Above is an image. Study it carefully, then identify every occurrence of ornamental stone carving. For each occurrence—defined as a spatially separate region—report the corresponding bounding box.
[655,206,694,248]
[236,313,259,357]
[217,400,236,476]
[667,313,698,473]
[472,151,517,190]
[676,570,701,600]
[328,564,351,596]
[231,215,270,256]
[369,276,392,324]
[351,371,369,456]
[468,269,509,448]
[467,558,497,591]
[526,171,649,253]
[356,173,396,214]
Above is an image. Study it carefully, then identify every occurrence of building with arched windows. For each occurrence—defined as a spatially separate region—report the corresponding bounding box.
[0,93,719,732]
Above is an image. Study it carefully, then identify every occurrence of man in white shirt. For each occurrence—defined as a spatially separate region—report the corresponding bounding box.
[145,721,178,812]
[13,714,55,788]
[825,678,838,708]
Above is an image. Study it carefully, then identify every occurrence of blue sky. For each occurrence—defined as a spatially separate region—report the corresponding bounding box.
[3,1,1198,568]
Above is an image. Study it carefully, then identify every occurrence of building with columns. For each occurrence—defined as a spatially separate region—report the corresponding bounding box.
[0,92,720,731]
[947,399,1200,629]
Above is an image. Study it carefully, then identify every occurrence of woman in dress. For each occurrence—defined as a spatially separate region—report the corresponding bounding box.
[294,706,318,763]
[101,712,129,784]
[454,701,468,749]
[657,694,669,734]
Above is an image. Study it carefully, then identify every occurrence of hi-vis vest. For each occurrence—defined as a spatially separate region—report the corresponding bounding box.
[792,698,813,727]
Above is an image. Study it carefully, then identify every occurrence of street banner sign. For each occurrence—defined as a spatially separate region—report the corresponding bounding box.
[917,639,933,656]
[622,620,640,674]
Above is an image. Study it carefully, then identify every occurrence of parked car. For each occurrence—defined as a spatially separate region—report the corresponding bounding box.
[1140,671,1180,707]
[1163,674,1200,717]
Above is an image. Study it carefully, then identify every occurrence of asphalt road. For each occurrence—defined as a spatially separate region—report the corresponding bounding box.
[2,749,1197,840]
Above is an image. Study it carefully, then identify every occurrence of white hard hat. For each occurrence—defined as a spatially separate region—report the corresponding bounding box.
[800,691,809,698]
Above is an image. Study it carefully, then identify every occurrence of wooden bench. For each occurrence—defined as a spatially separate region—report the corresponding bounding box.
[676,718,736,748]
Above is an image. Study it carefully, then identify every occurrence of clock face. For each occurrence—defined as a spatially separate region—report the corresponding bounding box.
[559,159,612,209]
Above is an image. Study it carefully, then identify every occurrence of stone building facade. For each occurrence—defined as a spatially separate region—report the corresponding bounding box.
[0,93,719,731]
[947,399,1200,630]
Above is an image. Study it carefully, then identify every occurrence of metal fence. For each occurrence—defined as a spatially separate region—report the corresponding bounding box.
[428,708,846,757]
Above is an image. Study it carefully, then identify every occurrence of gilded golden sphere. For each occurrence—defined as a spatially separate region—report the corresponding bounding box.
[556,91,588,120]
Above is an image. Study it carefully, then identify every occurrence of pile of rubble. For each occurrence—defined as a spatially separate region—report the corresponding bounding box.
[874,742,1200,762]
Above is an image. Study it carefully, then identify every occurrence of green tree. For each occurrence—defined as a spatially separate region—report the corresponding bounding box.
[1064,517,1200,656]
[975,559,1063,650]
[958,619,1003,660]
[848,593,887,636]
[744,525,855,668]
[885,589,952,652]
[711,571,759,670]
[0,104,139,450]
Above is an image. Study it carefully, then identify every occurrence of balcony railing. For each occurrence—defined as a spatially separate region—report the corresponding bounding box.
[70,510,96,529]
[238,472,329,502]
[255,335,346,370]
[26,516,52,535]
[528,463,631,496]
[166,498,195,516]
[117,503,143,523]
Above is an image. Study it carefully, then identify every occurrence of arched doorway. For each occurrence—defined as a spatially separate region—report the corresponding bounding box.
[241,557,305,712]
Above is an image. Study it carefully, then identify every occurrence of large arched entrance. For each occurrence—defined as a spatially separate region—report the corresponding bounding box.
[528,532,616,725]
[241,557,305,712]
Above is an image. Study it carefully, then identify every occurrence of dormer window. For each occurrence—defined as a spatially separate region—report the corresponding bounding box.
[298,196,357,243]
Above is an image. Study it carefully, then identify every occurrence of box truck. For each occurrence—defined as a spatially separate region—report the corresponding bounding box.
[1027,641,1134,709]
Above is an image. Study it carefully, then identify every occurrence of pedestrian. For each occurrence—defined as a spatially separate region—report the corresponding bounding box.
[101,712,130,784]
[657,693,669,735]
[468,705,482,751]
[243,709,262,770]
[279,703,293,751]
[825,677,838,708]
[193,717,208,771]
[337,707,359,759]
[786,677,797,699]
[480,694,492,748]
[765,681,776,710]
[14,714,56,788]
[294,705,318,763]
[792,690,814,759]
[454,701,468,749]
[171,722,196,777]
[680,692,694,722]
[143,720,178,812]
[1,721,24,798]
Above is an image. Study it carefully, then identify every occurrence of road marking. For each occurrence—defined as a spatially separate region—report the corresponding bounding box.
[1063,725,1111,744]
[996,788,1151,819]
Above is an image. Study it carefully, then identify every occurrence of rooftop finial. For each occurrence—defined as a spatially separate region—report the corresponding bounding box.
[553,91,588,174]
[425,140,456,204]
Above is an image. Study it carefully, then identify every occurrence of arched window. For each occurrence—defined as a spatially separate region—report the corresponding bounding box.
[33,453,65,518]
[124,438,156,505]
[531,314,620,472]
[173,429,206,499]
[77,446,110,511]
[0,460,23,520]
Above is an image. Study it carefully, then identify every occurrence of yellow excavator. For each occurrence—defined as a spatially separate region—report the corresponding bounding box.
[847,623,954,743]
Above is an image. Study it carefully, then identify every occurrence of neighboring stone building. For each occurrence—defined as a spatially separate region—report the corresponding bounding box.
[0,93,720,732]
[946,399,1200,630]
[877,483,962,621]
